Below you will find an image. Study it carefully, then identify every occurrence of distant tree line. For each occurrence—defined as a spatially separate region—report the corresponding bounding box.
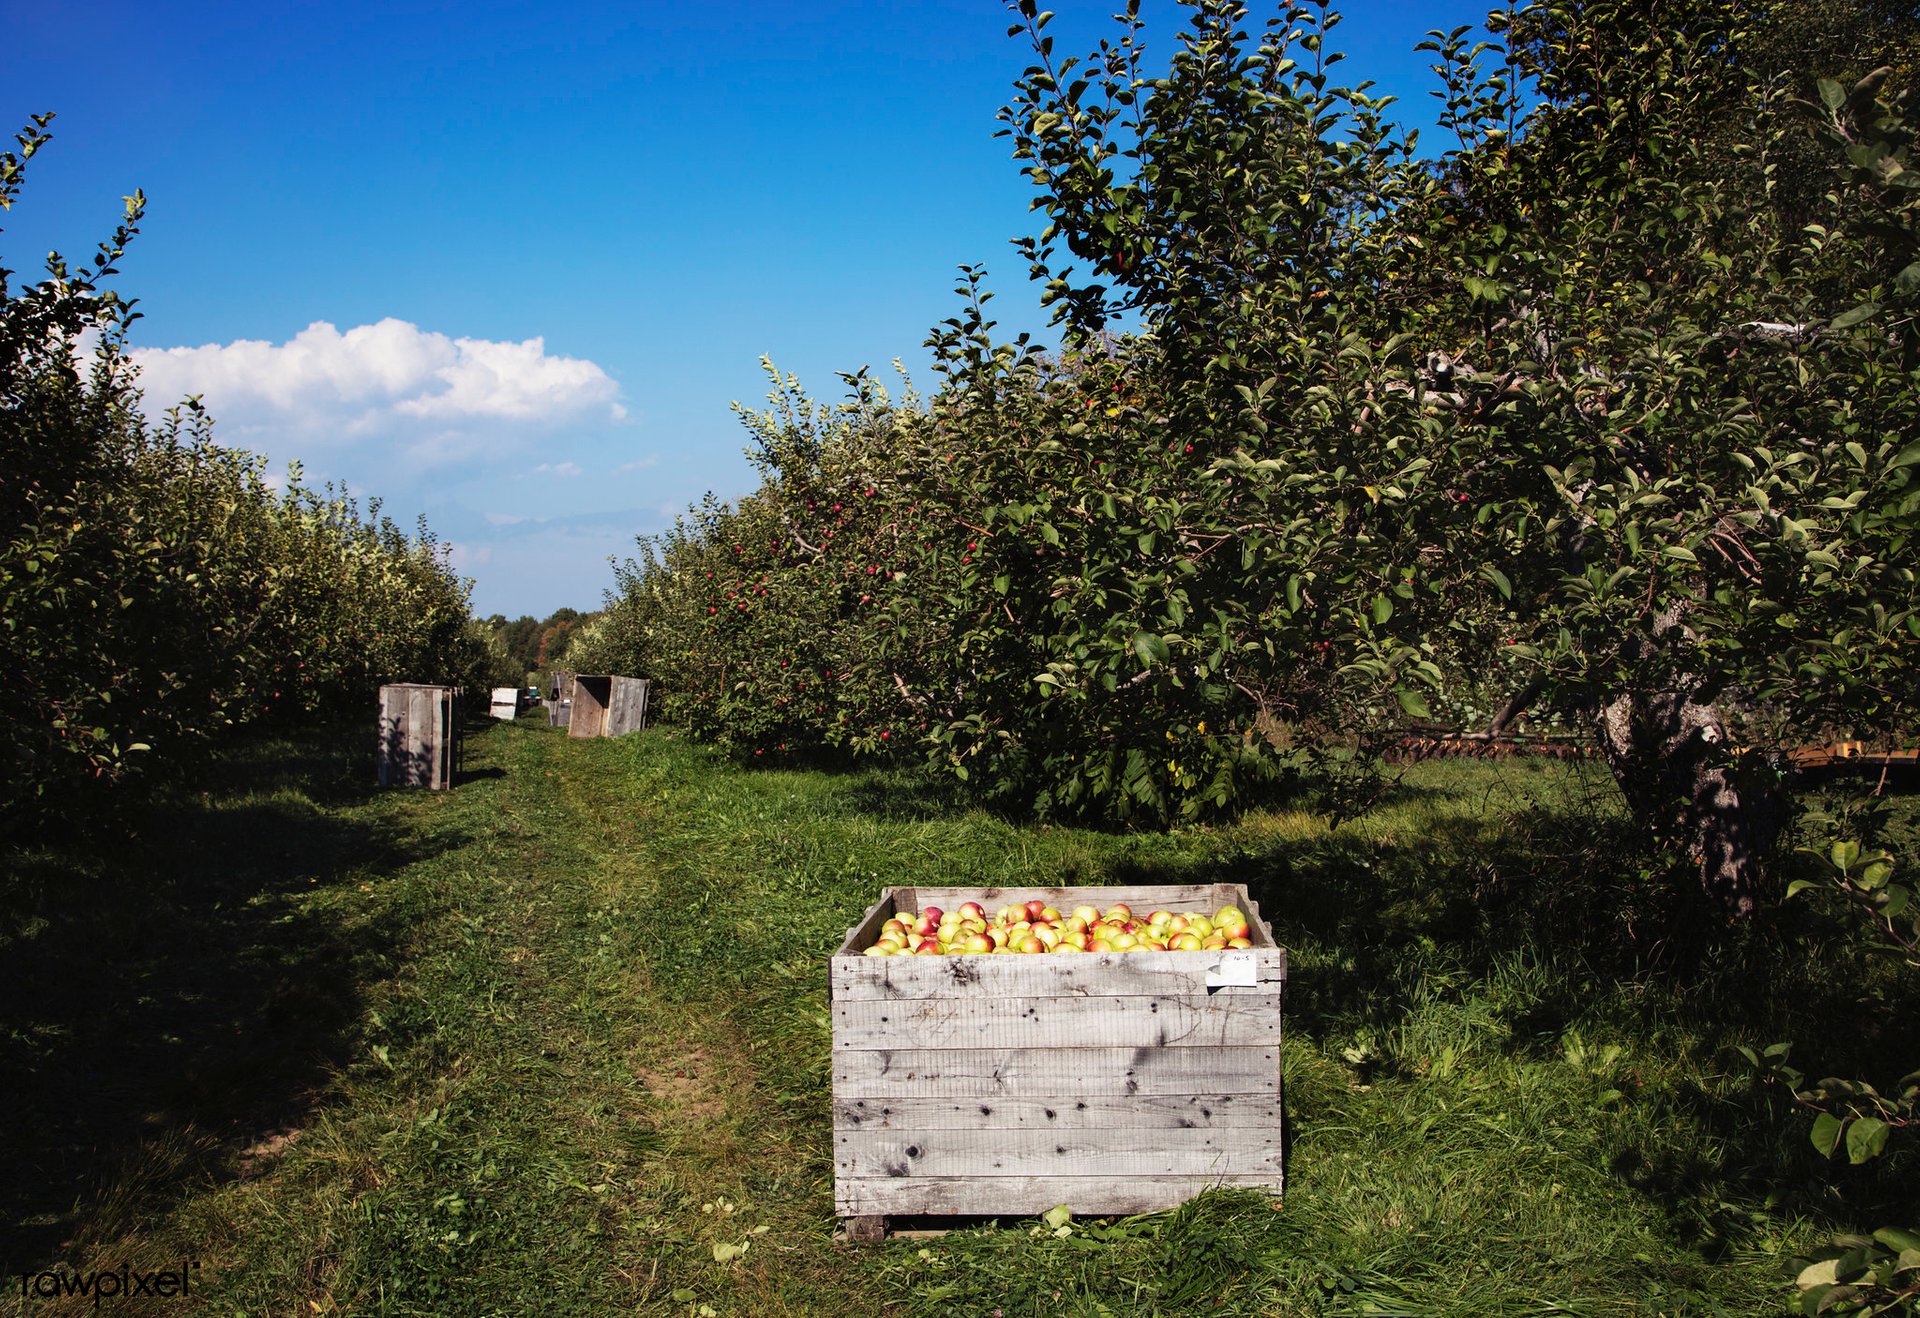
[481,608,593,689]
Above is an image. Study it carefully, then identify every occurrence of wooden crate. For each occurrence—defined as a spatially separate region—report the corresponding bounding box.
[567,674,649,739]
[830,883,1285,1237]
[376,683,460,789]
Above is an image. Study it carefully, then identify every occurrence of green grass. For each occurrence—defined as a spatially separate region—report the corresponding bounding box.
[2,721,1914,1315]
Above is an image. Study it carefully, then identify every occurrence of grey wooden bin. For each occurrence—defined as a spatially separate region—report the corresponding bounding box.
[567,674,649,739]
[377,683,460,789]
[830,883,1285,1239]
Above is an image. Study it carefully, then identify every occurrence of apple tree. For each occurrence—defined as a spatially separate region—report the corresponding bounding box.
[999,0,1920,909]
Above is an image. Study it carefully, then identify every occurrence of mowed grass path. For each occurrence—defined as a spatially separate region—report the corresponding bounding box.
[7,718,1902,1315]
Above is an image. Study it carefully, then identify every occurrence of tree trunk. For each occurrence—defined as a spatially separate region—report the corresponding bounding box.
[1592,685,1789,918]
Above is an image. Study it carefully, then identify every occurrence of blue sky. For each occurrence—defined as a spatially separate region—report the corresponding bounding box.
[6,0,1494,617]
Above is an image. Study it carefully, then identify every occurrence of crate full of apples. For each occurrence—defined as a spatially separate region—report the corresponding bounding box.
[829,883,1285,1235]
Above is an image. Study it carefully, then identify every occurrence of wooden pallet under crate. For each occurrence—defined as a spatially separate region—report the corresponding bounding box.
[830,883,1286,1240]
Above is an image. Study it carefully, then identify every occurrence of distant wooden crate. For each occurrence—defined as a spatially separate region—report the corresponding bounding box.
[545,697,572,729]
[489,687,520,720]
[830,883,1285,1239]
[567,674,650,739]
[377,684,461,790]
[548,669,574,702]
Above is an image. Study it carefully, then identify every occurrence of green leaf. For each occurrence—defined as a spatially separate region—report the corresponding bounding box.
[1831,302,1880,330]
[1874,1227,1920,1254]
[1395,688,1430,719]
[1481,564,1512,599]
[1796,1258,1840,1292]
[1133,631,1170,665]
[1811,1111,1846,1157]
[1846,1116,1890,1164]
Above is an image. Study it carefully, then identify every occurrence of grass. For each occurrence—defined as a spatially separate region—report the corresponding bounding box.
[2,718,1914,1315]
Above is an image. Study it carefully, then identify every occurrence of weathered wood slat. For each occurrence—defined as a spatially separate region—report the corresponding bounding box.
[833,991,1282,1051]
[835,1174,1283,1218]
[568,675,610,739]
[833,1044,1278,1099]
[605,675,650,736]
[830,947,1286,1001]
[377,683,456,789]
[836,1126,1279,1180]
[840,892,897,964]
[833,1092,1284,1132]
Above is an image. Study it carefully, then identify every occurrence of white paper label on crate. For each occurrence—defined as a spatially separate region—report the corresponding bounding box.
[1205,949,1259,988]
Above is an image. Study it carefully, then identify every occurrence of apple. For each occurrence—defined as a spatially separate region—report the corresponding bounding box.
[1072,905,1100,925]
[1040,907,1062,923]
[963,932,994,954]
[1024,899,1048,921]
[1016,934,1045,954]
[1109,932,1139,951]
[1048,941,1082,954]
[1167,914,1193,936]
[914,937,941,955]
[1227,935,1253,949]
[1170,932,1203,951]
[863,944,894,957]
[1201,934,1228,950]
[1104,903,1133,923]
[1064,930,1090,950]
[958,901,986,921]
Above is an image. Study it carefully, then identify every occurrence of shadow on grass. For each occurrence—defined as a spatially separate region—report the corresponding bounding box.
[1096,787,1920,1229]
[0,728,469,1271]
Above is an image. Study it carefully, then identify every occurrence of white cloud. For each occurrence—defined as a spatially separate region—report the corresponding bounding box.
[446,542,495,572]
[615,455,659,473]
[534,461,583,477]
[128,319,625,471]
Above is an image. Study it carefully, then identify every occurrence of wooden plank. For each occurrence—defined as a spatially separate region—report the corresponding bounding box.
[832,1044,1278,1099]
[833,991,1282,1051]
[830,947,1285,1002]
[569,675,611,739]
[837,892,899,959]
[611,675,651,736]
[834,1092,1283,1132]
[835,1173,1282,1218]
[836,1126,1278,1179]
